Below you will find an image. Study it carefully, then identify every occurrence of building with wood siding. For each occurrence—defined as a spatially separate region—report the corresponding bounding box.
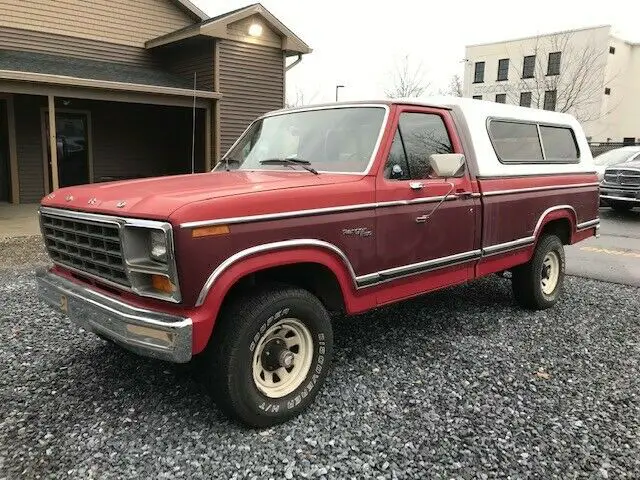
[0,1,311,203]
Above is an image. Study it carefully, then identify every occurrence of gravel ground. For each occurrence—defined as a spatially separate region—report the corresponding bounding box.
[0,236,49,268]
[1,260,639,479]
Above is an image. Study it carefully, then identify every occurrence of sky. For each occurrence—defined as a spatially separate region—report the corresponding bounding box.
[194,0,640,104]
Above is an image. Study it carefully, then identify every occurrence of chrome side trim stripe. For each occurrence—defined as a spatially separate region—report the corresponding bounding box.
[482,182,599,197]
[185,203,379,229]
[181,195,464,229]
[482,237,534,256]
[181,184,594,229]
[356,249,482,287]
[576,219,600,230]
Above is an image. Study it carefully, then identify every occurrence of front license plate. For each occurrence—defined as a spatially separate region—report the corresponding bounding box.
[60,294,68,313]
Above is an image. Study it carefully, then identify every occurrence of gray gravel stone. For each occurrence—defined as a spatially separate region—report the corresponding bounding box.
[0,236,49,269]
[1,267,639,479]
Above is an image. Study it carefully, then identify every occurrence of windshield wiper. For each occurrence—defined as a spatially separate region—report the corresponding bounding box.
[259,158,318,175]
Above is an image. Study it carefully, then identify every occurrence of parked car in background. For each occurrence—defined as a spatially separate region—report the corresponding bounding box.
[593,146,640,181]
[36,97,599,427]
[600,153,640,211]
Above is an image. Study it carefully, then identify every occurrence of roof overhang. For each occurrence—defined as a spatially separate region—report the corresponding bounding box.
[0,70,220,107]
[146,3,311,55]
[172,0,209,21]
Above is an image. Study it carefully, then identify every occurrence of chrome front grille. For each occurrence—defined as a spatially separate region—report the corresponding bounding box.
[40,212,130,287]
[604,169,640,187]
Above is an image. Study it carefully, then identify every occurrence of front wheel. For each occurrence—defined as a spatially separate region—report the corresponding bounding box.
[201,285,333,428]
[512,235,565,310]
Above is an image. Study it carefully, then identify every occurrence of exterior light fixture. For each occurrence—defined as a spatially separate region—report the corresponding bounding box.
[248,23,263,37]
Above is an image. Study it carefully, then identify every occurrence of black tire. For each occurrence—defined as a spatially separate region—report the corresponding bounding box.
[201,284,333,428]
[611,201,633,212]
[512,235,565,310]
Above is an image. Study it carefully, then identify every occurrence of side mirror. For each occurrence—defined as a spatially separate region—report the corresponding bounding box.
[429,153,465,178]
[390,164,404,179]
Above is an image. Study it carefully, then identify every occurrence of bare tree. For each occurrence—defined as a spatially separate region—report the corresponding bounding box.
[285,88,319,108]
[384,55,430,98]
[501,32,617,122]
[442,74,463,97]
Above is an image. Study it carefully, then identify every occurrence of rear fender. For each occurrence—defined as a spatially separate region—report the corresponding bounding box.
[533,205,578,243]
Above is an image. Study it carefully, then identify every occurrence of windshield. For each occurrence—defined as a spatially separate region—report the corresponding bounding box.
[594,148,640,166]
[216,106,387,174]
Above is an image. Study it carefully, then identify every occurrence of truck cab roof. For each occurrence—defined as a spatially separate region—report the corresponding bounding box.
[268,96,594,178]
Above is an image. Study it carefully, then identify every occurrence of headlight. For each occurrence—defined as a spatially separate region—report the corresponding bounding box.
[121,223,181,303]
[150,230,167,263]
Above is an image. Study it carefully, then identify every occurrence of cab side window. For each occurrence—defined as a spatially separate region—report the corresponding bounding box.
[384,112,454,180]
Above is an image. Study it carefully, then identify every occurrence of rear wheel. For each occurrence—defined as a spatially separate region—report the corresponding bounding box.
[201,285,333,428]
[610,201,634,212]
[512,235,565,310]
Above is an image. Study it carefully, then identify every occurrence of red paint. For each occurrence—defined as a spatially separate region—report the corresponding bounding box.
[373,106,478,274]
[476,249,533,277]
[41,102,600,357]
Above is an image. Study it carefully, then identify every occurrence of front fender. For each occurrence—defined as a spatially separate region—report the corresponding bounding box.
[191,240,358,354]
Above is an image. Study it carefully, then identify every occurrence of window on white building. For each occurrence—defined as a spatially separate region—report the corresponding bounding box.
[474,62,485,83]
[605,87,611,95]
[472,95,482,100]
[520,92,532,107]
[543,90,557,110]
[497,59,509,81]
[495,94,506,103]
[547,52,561,76]
[522,55,535,78]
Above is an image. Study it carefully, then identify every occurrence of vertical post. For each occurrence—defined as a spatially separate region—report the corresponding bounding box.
[191,72,197,174]
[47,95,59,191]
[205,103,212,171]
[213,40,221,165]
[6,95,19,204]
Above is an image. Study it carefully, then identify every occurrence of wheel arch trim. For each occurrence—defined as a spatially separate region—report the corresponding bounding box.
[195,239,357,307]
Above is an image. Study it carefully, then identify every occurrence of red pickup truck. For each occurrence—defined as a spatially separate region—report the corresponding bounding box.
[37,97,599,426]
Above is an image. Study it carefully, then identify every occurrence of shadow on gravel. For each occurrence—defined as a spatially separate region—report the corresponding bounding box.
[332,276,517,359]
[45,339,232,428]
[31,276,518,429]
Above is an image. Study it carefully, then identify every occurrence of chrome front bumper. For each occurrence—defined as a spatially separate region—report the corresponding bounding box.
[600,194,640,204]
[36,268,192,363]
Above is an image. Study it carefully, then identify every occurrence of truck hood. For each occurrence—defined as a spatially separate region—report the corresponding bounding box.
[40,171,360,220]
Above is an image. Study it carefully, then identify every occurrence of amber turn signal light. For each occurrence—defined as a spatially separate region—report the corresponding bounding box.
[191,225,230,238]
[151,274,175,293]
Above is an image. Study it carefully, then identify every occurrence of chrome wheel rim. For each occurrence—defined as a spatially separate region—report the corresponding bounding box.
[541,251,560,295]
[252,318,314,398]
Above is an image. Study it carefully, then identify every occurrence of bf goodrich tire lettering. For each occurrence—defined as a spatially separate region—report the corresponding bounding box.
[202,285,333,427]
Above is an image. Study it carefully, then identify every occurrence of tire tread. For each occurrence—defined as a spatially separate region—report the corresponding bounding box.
[202,284,331,427]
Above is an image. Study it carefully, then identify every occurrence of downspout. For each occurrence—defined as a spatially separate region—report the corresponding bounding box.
[286,54,303,71]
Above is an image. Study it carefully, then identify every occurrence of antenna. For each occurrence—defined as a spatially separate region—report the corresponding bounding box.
[191,72,197,174]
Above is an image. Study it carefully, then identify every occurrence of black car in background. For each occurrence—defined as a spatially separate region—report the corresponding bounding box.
[600,155,640,211]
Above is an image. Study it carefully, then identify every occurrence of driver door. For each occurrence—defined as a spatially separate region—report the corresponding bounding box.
[373,106,479,304]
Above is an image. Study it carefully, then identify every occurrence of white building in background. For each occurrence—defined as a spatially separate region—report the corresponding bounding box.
[463,25,640,143]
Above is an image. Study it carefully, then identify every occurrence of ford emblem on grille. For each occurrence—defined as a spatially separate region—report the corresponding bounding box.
[87,197,98,205]
[65,195,74,202]
[116,200,127,208]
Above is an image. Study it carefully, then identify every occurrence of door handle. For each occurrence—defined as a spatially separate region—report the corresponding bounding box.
[415,215,427,223]
[409,182,424,191]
